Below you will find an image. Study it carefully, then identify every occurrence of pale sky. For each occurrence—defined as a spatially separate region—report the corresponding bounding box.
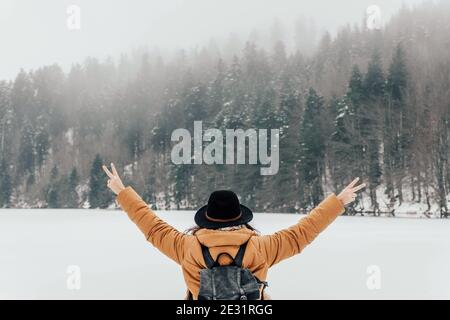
[0,0,428,80]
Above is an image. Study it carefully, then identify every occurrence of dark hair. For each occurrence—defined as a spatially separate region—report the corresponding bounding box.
[184,223,259,235]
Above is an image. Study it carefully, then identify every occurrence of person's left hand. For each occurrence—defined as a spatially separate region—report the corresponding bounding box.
[102,163,126,195]
[337,177,366,206]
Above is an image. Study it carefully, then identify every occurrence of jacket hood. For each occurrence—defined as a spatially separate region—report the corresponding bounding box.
[195,227,257,247]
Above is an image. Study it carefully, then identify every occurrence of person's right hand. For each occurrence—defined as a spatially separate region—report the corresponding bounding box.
[337,177,366,206]
[102,163,126,195]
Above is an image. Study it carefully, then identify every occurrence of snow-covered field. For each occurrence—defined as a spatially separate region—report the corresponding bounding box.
[0,209,449,299]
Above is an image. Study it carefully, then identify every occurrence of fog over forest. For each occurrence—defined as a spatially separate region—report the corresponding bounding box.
[0,0,425,80]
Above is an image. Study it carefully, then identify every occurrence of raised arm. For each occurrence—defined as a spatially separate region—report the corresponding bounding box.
[256,178,365,267]
[103,163,191,265]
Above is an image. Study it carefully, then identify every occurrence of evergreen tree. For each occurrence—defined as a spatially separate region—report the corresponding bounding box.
[299,88,325,207]
[17,121,35,186]
[67,167,80,208]
[272,40,288,73]
[0,81,14,157]
[207,59,225,117]
[0,158,12,207]
[347,65,365,179]
[171,162,193,209]
[11,70,35,122]
[183,84,208,126]
[348,65,365,106]
[143,162,157,209]
[46,165,59,208]
[89,154,112,208]
[387,45,407,102]
[330,97,354,191]
[364,51,385,100]
[35,122,50,168]
[384,44,408,205]
[361,51,385,212]
[330,66,367,213]
[216,56,245,129]
[271,68,301,211]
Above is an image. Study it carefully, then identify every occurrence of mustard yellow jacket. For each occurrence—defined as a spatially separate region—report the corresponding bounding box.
[116,187,345,299]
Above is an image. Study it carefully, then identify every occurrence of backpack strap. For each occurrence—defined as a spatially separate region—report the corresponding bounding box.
[201,244,216,269]
[233,241,248,267]
[201,241,249,268]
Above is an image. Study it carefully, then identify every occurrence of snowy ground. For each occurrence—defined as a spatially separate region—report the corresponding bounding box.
[0,209,449,300]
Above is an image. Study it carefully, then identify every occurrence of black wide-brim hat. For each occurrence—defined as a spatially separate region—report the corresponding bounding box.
[194,190,253,229]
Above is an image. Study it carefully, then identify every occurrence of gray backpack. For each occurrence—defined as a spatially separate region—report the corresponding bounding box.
[198,241,268,300]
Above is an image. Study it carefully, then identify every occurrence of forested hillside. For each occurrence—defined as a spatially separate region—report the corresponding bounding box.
[0,3,449,216]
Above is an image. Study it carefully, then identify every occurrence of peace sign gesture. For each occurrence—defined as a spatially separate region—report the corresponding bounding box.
[336,177,366,206]
[102,163,126,195]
